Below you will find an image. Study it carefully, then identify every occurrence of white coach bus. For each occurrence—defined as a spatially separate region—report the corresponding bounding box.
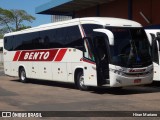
[3,17,153,90]
[145,28,160,81]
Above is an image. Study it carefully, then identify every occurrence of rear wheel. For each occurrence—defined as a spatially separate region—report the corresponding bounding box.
[76,71,89,91]
[19,67,27,83]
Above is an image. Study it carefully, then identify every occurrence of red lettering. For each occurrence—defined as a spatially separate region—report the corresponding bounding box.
[29,52,34,60]
[44,52,50,60]
[33,52,39,60]
[24,52,50,60]
[18,49,59,61]
[24,53,29,60]
[39,52,45,59]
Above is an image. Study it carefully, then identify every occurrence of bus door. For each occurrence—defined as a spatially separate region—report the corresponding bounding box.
[83,37,97,86]
[92,33,110,85]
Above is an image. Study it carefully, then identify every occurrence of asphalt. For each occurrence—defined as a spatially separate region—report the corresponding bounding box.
[0,65,160,120]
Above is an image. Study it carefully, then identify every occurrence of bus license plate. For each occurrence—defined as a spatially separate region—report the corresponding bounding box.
[134,79,141,83]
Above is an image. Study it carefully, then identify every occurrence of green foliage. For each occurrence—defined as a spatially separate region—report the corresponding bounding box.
[0,8,13,32]
[0,8,36,37]
[0,34,3,39]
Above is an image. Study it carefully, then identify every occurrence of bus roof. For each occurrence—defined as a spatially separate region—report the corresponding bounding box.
[4,17,142,37]
[80,17,141,27]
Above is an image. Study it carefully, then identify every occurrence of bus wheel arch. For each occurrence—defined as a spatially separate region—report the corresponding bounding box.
[19,66,27,83]
[74,68,89,91]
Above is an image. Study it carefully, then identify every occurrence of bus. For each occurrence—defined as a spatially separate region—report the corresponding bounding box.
[145,28,160,81]
[3,17,153,90]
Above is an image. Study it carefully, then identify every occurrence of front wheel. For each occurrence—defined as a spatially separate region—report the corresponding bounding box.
[76,71,89,91]
[19,68,27,83]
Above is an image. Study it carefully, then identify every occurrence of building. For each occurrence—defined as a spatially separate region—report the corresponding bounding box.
[36,0,160,26]
[51,15,72,22]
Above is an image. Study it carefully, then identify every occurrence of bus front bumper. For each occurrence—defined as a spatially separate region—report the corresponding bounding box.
[109,72,153,87]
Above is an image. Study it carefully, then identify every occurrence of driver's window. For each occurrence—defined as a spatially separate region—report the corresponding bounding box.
[94,36,107,61]
[84,38,95,61]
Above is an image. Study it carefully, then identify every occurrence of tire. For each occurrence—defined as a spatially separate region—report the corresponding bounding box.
[19,67,27,83]
[76,71,89,91]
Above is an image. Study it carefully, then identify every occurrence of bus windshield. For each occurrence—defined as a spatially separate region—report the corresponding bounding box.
[106,27,152,68]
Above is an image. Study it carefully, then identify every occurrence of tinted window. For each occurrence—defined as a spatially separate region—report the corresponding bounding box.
[4,36,13,51]
[28,32,40,50]
[43,26,83,50]
[13,32,39,50]
[4,25,82,51]
[107,27,152,68]
[65,26,83,50]
[55,27,67,48]
[13,34,23,50]
[82,24,102,37]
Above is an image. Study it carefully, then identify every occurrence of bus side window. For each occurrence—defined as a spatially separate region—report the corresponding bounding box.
[66,26,83,50]
[4,36,13,51]
[54,28,66,48]
[4,38,7,50]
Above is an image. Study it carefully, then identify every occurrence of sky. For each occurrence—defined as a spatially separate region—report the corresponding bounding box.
[0,0,51,27]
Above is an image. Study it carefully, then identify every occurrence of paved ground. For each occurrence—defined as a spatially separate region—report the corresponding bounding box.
[0,65,160,120]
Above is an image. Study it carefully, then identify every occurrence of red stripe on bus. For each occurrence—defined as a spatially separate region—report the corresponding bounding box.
[54,49,67,61]
[13,51,21,61]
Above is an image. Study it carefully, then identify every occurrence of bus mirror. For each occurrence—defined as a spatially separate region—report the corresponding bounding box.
[93,29,114,46]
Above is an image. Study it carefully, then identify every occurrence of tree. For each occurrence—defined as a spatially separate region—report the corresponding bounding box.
[0,8,13,33]
[0,8,35,38]
[10,9,35,31]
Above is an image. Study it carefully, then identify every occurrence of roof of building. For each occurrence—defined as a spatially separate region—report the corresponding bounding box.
[35,0,114,15]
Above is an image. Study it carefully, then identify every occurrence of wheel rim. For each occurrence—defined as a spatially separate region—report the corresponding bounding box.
[21,70,26,81]
[79,75,85,87]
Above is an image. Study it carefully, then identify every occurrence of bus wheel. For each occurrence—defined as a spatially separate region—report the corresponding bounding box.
[19,67,27,83]
[76,71,89,91]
